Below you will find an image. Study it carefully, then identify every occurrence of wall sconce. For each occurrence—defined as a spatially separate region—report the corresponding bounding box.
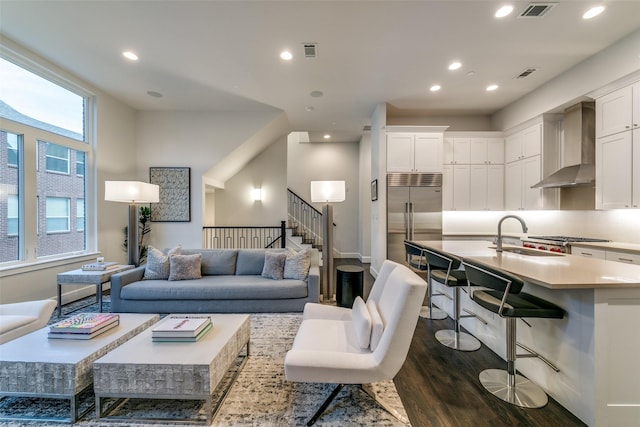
[310,180,346,300]
[251,188,262,201]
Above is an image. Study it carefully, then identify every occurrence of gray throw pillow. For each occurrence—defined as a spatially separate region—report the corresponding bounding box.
[168,253,202,281]
[261,251,287,280]
[143,245,182,280]
[283,248,311,280]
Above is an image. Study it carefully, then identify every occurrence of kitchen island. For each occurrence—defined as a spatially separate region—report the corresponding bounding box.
[411,240,640,427]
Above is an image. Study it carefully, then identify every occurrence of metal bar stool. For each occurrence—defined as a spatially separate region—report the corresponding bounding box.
[403,241,447,320]
[422,247,485,351]
[463,258,565,408]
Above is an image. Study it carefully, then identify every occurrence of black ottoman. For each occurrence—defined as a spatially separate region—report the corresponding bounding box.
[336,265,364,308]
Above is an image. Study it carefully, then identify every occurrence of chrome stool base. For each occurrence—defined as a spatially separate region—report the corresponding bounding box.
[479,369,548,409]
[419,305,447,320]
[435,329,481,351]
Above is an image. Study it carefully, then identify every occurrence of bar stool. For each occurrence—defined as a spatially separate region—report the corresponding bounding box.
[403,241,447,320]
[422,247,484,351]
[462,258,565,408]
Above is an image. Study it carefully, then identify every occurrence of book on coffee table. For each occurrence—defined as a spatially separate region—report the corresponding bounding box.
[152,322,213,342]
[50,313,120,334]
[151,315,212,338]
[48,320,119,340]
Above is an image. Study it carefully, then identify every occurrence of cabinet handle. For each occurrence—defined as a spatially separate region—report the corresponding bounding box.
[580,252,593,256]
[617,258,634,263]
[625,125,631,129]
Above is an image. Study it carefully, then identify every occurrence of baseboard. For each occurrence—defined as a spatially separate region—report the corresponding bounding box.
[60,284,110,305]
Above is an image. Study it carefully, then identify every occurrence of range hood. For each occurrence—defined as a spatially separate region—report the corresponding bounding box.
[532,102,595,189]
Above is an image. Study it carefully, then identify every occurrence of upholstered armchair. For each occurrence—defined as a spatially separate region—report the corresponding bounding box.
[284,262,426,425]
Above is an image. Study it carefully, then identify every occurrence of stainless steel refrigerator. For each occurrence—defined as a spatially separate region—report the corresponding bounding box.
[387,173,443,265]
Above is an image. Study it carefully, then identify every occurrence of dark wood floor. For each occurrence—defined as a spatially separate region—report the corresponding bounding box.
[335,259,586,427]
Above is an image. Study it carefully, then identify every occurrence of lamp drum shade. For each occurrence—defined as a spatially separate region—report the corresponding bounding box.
[105,181,160,203]
[310,181,345,203]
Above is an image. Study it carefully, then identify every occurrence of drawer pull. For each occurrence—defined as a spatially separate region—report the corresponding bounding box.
[618,258,634,263]
[580,252,592,256]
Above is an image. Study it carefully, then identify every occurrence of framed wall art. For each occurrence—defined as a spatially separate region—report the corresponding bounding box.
[149,167,191,222]
[371,179,378,201]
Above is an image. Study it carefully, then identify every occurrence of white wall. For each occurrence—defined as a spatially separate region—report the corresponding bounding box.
[287,138,360,257]
[388,113,494,131]
[370,103,387,275]
[358,134,372,262]
[214,136,287,226]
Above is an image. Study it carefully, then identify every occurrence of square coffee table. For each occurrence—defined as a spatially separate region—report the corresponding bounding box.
[93,314,250,424]
[0,313,158,423]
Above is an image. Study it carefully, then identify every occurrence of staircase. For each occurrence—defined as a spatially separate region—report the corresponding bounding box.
[287,188,325,263]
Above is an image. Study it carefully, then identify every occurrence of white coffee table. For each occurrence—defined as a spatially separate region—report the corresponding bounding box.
[93,314,250,424]
[0,313,159,423]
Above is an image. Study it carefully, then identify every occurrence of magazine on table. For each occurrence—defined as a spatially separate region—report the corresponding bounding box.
[48,320,119,340]
[50,313,119,334]
[151,315,212,338]
[81,261,119,271]
[152,322,213,342]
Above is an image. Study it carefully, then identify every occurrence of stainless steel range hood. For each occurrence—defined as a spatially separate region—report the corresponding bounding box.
[532,102,595,189]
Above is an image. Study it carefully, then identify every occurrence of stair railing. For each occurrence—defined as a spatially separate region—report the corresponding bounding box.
[287,188,323,248]
[202,221,286,249]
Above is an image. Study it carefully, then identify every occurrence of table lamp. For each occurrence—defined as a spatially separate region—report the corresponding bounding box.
[105,181,159,266]
[310,180,345,300]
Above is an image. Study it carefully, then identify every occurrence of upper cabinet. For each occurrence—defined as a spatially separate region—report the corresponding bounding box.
[505,125,541,163]
[596,82,640,138]
[595,81,640,209]
[387,130,444,173]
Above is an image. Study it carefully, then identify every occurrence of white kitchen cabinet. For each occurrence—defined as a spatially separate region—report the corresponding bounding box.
[605,250,640,265]
[469,138,504,165]
[572,245,640,265]
[469,164,504,210]
[505,124,541,163]
[571,246,606,260]
[505,155,542,210]
[596,81,640,138]
[442,164,471,210]
[443,138,470,164]
[596,130,638,209]
[387,132,443,172]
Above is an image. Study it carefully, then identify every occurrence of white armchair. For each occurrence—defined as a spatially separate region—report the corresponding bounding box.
[0,299,57,344]
[284,262,426,425]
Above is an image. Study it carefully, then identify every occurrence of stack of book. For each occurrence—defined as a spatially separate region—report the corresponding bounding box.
[151,316,213,342]
[81,261,119,271]
[48,313,120,340]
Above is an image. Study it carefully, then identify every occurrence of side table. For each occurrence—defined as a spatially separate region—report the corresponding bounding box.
[336,265,364,308]
[56,265,133,317]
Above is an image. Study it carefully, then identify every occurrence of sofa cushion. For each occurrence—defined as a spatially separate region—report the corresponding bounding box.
[186,249,237,275]
[0,315,36,334]
[367,299,384,351]
[352,296,372,349]
[289,318,369,354]
[169,253,202,281]
[284,248,311,280]
[262,252,286,280]
[120,276,308,300]
[144,245,182,280]
[236,250,266,275]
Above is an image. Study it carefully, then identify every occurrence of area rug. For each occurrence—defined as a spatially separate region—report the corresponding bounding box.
[0,297,410,426]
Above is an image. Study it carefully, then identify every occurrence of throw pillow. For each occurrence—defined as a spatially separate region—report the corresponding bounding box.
[283,248,311,280]
[168,253,202,281]
[367,298,384,351]
[352,296,372,349]
[143,245,182,280]
[261,251,287,280]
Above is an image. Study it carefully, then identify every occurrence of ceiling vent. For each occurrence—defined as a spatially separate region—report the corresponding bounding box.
[363,125,371,132]
[303,43,318,58]
[515,68,538,79]
[519,3,556,18]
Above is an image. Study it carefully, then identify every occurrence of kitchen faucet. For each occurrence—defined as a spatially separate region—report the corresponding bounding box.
[496,215,528,252]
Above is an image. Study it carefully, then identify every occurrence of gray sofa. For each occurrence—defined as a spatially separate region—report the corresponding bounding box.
[110,248,320,313]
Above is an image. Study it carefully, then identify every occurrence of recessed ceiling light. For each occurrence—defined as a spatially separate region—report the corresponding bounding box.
[430,85,441,92]
[495,5,514,18]
[122,51,138,61]
[486,84,499,91]
[280,50,293,60]
[583,6,605,19]
[305,106,315,112]
[323,134,331,139]
[448,61,462,71]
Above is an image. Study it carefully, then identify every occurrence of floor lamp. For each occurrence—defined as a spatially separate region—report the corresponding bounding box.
[310,180,345,300]
[105,181,159,266]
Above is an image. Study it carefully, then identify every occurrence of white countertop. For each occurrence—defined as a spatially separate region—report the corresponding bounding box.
[411,240,640,289]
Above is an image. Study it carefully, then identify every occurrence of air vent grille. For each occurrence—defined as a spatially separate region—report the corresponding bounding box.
[303,43,317,58]
[519,3,555,18]
[515,68,537,79]
[363,125,371,132]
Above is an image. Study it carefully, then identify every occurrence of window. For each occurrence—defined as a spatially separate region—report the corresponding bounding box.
[46,197,70,233]
[0,52,92,264]
[76,198,85,231]
[46,143,70,174]
[76,151,85,176]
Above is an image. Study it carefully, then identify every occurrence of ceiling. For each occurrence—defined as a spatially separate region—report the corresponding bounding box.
[2,1,640,143]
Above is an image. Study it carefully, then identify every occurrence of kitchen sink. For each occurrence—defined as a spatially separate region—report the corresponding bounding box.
[488,246,565,257]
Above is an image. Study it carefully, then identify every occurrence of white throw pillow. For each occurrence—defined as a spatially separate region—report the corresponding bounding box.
[143,245,182,280]
[283,248,311,280]
[352,296,372,349]
[367,298,384,351]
